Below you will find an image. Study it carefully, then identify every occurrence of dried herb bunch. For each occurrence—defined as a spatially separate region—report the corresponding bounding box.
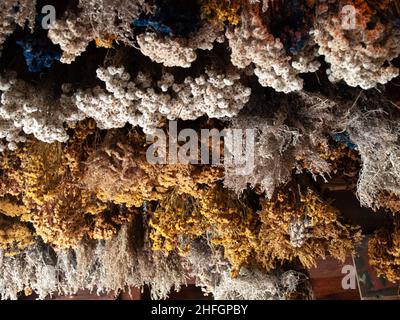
[83,129,222,207]
[149,185,259,276]
[184,239,314,300]
[0,121,136,249]
[369,219,400,283]
[257,181,363,270]
[224,91,346,198]
[0,221,186,300]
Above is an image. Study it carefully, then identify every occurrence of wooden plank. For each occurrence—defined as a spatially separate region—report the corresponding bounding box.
[49,289,117,300]
[309,256,360,300]
[118,287,142,300]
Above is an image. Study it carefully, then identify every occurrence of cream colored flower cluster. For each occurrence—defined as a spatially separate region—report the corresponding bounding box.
[225,4,318,93]
[48,1,152,64]
[137,24,224,68]
[0,65,250,150]
[314,0,400,89]
[47,14,94,64]
[0,73,84,151]
[74,66,251,134]
[0,0,37,57]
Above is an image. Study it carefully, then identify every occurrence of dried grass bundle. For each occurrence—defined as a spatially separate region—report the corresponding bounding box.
[0,221,186,300]
[184,239,313,300]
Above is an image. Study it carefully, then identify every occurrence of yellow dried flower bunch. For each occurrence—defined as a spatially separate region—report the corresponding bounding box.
[0,198,26,218]
[0,215,33,256]
[149,185,259,276]
[95,34,117,49]
[369,220,400,283]
[201,0,241,26]
[0,121,135,249]
[256,183,362,270]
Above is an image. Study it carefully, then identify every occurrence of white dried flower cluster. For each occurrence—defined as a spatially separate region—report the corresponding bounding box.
[287,216,313,248]
[74,66,251,134]
[314,1,400,89]
[291,41,321,74]
[0,73,84,151]
[74,67,166,133]
[159,69,251,121]
[137,24,224,68]
[226,4,306,93]
[48,1,152,64]
[137,32,197,68]
[48,14,94,64]
[0,0,37,57]
[250,0,271,12]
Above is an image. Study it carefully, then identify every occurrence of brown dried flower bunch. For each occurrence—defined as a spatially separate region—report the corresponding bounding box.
[376,192,400,214]
[83,130,223,207]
